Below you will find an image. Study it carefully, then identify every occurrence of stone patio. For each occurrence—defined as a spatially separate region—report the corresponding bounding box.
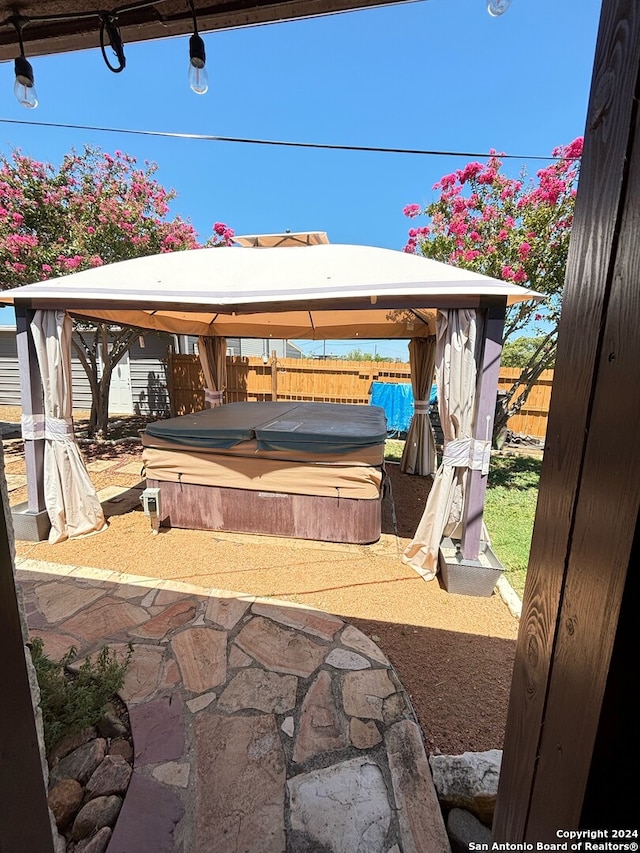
[18,558,451,853]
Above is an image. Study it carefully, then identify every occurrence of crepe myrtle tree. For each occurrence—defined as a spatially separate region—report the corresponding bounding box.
[501,335,556,369]
[0,146,234,437]
[402,137,582,442]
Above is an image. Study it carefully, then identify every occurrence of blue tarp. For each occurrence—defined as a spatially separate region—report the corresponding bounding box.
[370,382,414,434]
[370,382,438,435]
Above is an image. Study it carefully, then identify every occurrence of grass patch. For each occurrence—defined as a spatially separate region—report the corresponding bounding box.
[385,439,405,463]
[484,454,541,598]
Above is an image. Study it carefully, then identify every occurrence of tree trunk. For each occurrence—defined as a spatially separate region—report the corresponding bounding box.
[493,392,510,449]
[73,322,143,440]
[491,329,558,446]
[92,365,112,439]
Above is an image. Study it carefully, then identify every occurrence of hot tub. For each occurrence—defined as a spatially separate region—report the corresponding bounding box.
[141,401,387,543]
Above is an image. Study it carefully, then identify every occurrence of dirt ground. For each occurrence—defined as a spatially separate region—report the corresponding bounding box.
[2,405,519,757]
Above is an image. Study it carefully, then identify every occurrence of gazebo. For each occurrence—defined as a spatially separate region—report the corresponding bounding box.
[0,239,539,585]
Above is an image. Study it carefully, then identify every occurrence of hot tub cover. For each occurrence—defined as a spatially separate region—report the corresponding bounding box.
[144,401,388,454]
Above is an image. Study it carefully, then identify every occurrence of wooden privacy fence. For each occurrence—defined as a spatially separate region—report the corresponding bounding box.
[497,368,554,440]
[166,353,554,439]
[166,353,412,411]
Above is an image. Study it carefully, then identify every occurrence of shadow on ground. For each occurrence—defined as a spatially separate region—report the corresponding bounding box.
[349,616,516,755]
[488,454,542,490]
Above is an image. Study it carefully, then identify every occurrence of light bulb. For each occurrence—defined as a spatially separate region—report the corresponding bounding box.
[189,33,208,95]
[189,61,208,95]
[487,0,512,16]
[14,56,38,109]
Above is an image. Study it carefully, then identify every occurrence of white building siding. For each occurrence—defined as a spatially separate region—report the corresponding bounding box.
[225,338,302,359]
[1,326,300,412]
[179,336,301,359]
[0,327,172,413]
[129,334,172,418]
[0,329,20,406]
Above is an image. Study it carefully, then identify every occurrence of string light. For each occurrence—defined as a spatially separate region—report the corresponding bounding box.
[3,0,506,108]
[9,15,37,109]
[2,0,161,107]
[487,0,512,16]
[187,0,209,95]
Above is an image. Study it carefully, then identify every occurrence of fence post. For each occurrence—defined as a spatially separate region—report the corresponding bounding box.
[166,347,176,417]
[271,351,278,401]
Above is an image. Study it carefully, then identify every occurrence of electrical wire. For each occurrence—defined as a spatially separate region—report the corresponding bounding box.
[0,118,573,161]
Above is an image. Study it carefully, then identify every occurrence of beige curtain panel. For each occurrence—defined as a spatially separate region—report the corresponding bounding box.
[400,337,437,476]
[29,310,107,544]
[198,335,227,408]
[402,309,478,580]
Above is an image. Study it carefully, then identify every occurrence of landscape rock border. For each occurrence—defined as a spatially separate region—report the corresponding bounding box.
[46,700,134,852]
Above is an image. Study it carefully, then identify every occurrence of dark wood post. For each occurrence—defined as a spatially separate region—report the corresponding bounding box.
[494,0,640,837]
[0,477,55,852]
[461,299,506,560]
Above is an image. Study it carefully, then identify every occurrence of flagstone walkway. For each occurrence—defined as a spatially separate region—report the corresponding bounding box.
[18,558,451,853]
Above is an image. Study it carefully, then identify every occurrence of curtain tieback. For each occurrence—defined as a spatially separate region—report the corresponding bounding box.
[442,438,491,474]
[204,388,224,408]
[21,414,74,441]
[413,400,429,415]
[21,414,45,440]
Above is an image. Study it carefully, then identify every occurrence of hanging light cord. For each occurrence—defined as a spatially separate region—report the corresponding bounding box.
[2,0,509,106]
[1,0,165,74]
[11,15,28,57]
[99,13,126,73]
[187,0,200,36]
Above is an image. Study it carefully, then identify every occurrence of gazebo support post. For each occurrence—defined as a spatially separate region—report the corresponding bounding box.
[11,302,50,541]
[461,298,506,560]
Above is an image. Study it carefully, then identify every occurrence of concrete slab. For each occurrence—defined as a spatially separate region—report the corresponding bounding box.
[4,473,26,491]
[86,460,118,473]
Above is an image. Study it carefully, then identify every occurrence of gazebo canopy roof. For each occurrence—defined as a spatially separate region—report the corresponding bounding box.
[0,243,541,339]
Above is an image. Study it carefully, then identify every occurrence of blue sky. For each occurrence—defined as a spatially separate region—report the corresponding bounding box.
[0,0,602,359]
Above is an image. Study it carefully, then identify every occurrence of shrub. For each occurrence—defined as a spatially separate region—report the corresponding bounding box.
[29,638,133,754]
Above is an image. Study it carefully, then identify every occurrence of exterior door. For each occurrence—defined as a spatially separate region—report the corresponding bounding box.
[101,347,133,414]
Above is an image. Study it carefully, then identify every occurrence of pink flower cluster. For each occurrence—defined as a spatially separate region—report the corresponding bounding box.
[58,255,84,271]
[400,137,583,299]
[402,203,422,219]
[0,146,235,286]
[403,225,431,254]
[212,222,236,245]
